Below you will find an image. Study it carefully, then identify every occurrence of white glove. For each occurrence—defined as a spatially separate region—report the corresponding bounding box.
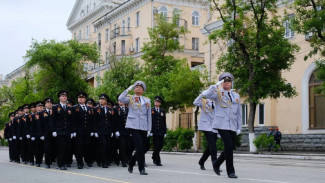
[9,138,12,141]
[216,79,224,87]
[94,133,98,138]
[147,131,151,137]
[26,135,30,139]
[52,132,57,137]
[127,85,135,92]
[19,137,22,140]
[40,136,45,140]
[13,136,16,140]
[71,133,74,139]
[5,139,8,142]
[31,137,35,141]
[90,132,94,137]
[164,134,167,138]
[236,130,241,135]
[150,133,153,137]
[115,131,120,137]
[73,132,77,137]
[217,134,221,138]
[111,133,114,137]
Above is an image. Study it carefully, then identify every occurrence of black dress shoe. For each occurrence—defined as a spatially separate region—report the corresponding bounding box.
[87,163,92,167]
[144,163,148,167]
[78,165,83,169]
[213,167,221,175]
[140,170,148,175]
[122,163,127,167]
[155,163,163,166]
[102,164,108,168]
[59,166,67,170]
[30,162,34,166]
[66,164,71,167]
[198,162,206,170]
[128,165,133,173]
[10,159,13,162]
[97,162,101,167]
[45,164,50,169]
[24,161,28,164]
[36,164,41,167]
[228,173,238,178]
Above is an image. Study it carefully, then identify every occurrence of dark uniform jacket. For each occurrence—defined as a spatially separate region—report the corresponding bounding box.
[12,116,22,138]
[151,108,167,136]
[71,104,93,136]
[19,114,32,139]
[41,109,53,138]
[52,104,72,136]
[4,122,11,139]
[32,112,44,138]
[94,106,114,135]
[114,106,129,136]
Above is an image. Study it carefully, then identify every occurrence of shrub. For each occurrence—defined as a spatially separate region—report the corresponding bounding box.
[253,133,275,153]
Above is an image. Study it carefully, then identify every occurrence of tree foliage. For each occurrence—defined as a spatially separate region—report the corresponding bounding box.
[209,0,299,136]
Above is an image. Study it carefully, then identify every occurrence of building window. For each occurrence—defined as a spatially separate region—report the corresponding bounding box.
[105,52,109,64]
[173,8,181,26]
[136,11,140,27]
[113,42,116,55]
[85,26,89,38]
[122,20,126,35]
[114,24,119,38]
[121,40,126,55]
[105,29,109,42]
[192,38,199,51]
[284,14,294,38]
[87,5,89,13]
[242,104,248,125]
[98,33,101,49]
[135,38,140,53]
[127,17,131,31]
[79,30,82,40]
[259,103,265,125]
[192,11,199,26]
[159,6,167,19]
[74,33,76,40]
[309,71,325,129]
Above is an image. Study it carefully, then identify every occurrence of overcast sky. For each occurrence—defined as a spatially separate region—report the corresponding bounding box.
[0,0,76,78]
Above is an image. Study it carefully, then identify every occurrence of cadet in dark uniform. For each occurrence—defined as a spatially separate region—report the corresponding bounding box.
[71,91,93,169]
[4,112,15,162]
[86,98,99,166]
[12,106,24,163]
[28,102,36,166]
[202,72,242,179]
[19,104,31,164]
[119,81,152,175]
[52,90,73,170]
[66,98,75,167]
[42,98,54,168]
[94,94,114,168]
[115,96,133,167]
[150,96,167,166]
[32,101,45,167]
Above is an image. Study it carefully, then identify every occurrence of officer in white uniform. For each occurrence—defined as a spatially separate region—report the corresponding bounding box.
[202,72,242,179]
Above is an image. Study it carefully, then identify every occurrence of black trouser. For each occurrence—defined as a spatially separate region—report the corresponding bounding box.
[99,134,111,166]
[90,136,99,163]
[21,138,29,162]
[44,137,52,165]
[28,139,35,163]
[51,137,58,163]
[216,129,236,175]
[199,131,218,167]
[57,135,69,167]
[129,130,147,171]
[13,139,21,162]
[119,135,132,164]
[35,139,44,164]
[152,135,164,164]
[109,136,119,164]
[75,134,91,166]
[8,140,13,160]
[67,138,74,164]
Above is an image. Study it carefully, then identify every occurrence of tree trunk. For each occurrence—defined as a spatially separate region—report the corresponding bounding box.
[248,102,257,153]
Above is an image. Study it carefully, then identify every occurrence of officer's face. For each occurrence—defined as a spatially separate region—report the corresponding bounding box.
[23,108,29,113]
[222,80,232,90]
[59,95,67,103]
[86,103,94,108]
[154,101,161,107]
[99,98,107,106]
[18,110,23,115]
[36,106,43,112]
[134,85,144,95]
[31,107,36,113]
[78,97,86,104]
[10,116,14,121]
[45,102,52,109]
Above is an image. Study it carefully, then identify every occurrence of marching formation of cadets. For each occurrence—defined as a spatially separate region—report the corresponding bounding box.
[3,80,167,175]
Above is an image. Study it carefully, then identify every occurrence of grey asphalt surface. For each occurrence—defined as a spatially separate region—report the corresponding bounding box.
[0,147,325,183]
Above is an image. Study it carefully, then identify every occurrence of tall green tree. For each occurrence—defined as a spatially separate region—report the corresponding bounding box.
[209,0,299,152]
[290,0,325,94]
[139,14,208,112]
[0,85,15,129]
[94,56,143,102]
[25,39,100,100]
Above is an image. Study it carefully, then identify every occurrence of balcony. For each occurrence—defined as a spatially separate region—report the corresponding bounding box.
[111,27,132,40]
[153,17,188,30]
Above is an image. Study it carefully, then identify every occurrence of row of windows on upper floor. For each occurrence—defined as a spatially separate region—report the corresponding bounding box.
[74,9,201,40]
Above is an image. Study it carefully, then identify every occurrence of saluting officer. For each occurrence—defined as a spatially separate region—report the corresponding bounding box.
[72,91,93,169]
[52,90,73,170]
[150,96,167,166]
[202,72,242,179]
[42,98,54,168]
[119,81,152,175]
[94,94,115,168]
[194,93,221,174]
[4,112,15,162]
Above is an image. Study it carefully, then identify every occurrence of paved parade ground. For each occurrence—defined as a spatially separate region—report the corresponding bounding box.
[0,147,325,183]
